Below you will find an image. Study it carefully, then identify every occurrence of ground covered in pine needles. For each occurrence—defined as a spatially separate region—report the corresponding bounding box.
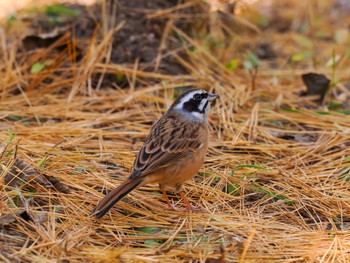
[1,0,350,262]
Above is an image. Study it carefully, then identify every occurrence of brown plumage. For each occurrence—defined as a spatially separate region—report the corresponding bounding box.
[92,89,217,218]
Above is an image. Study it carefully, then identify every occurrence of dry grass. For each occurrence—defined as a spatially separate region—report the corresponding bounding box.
[1,0,350,262]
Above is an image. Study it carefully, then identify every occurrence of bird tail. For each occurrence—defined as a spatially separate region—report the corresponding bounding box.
[91,177,143,218]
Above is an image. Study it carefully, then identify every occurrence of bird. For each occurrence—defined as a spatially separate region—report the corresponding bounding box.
[91,89,218,218]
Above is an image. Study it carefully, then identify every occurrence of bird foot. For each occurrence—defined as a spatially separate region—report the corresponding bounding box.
[162,191,204,212]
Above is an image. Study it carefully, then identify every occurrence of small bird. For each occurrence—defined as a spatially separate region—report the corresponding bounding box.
[92,89,218,218]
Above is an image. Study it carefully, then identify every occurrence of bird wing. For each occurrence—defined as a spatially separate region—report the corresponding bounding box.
[130,112,205,178]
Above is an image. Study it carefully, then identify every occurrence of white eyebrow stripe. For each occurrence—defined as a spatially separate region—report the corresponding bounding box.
[174,93,195,110]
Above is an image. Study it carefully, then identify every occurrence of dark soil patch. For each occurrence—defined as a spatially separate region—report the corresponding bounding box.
[19,0,194,80]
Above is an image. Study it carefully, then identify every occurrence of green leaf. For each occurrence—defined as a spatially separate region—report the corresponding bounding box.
[326,54,341,67]
[6,13,16,26]
[236,164,269,170]
[274,194,294,205]
[295,35,313,48]
[37,156,48,170]
[258,15,270,27]
[247,53,260,67]
[226,58,240,71]
[327,101,343,108]
[48,16,63,25]
[8,128,16,141]
[7,116,22,121]
[144,239,162,247]
[315,111,330,115]
[138,227,160,234]
[337,110,350,115]
[339,169,350,181]
[291,53,304,62]
[175,31,187,46]
[116,72,125,82]
[75,166,86,173]
[46,5,80,16]
[227,183,240,196]
[255,185,294,205]
[206,36,224,48]
[199,172,212,177]
[213,177,221,183]
[13,195,21,207]
[5,149,14,157]
[30,62,46,73]
[243,60,254,71]
[330,79,341,88]
[150,191,161,195]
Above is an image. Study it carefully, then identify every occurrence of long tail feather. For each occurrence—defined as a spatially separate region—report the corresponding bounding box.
[91,177,143,218]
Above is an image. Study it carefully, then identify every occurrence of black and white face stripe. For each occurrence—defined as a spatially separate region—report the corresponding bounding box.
[172,89,218,121]
[183,92,208,114]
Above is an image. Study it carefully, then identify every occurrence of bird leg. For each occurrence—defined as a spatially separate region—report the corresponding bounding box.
[162,190,173,209]
[179,191,193,211]
[161,185,200,212]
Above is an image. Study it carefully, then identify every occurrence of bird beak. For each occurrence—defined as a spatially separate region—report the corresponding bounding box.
[208,93,218,101]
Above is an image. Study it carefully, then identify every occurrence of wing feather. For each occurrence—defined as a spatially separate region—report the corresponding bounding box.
[130,112,205,179]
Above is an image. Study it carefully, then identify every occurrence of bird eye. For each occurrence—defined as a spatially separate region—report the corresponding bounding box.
[193,94,202,100]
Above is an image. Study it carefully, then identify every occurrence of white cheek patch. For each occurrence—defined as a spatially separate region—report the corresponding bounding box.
[190,111,204,121]
[198,99,207,112]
